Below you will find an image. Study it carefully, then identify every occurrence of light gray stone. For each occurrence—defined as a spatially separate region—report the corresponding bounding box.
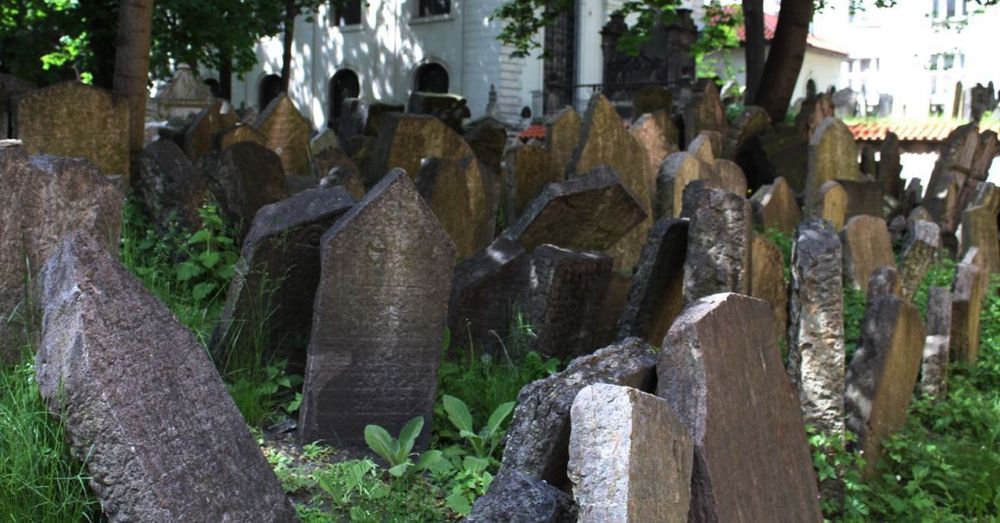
[681,183,752,303]
[898,219,941,301]
[466,469,577,523]
[921,287,952,399]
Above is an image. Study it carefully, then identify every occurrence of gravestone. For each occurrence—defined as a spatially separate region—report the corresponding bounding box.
[971,130,998,181]
[787,219,845,435]
[950,248,988,364]
[683,80,726,147]
[722,105,770,161]
[466,469,577,523]
[215,122,267,151]
[320,165,366,199]
[12,81,129,178]
[338,98,404,145]
[502,165,646,252]
[878,132,903,200]
[0,142,124,363]
[818,180,847,230]
[838,179,885,219]
[681,183,752,302]
[416,156,492,259]
[806,117,860,216]
[743,123,808,192]
[655,151,713,219]
[715,159,748,197]
[860,146,877,176]
[212,187,356,374]
[751,234,788,345]
[255,94,313,178]
[153,65,214,118]
[921,287,952,399]
[569,384,693,523]
[841,216,894,293]
[546,106,581,174]
[298,170,455,448]
[499,338,658,489]
[630,112,678,191]
[796,92,834,140]
[750,176,802,235]
[688,131,719,165]
[367,113,476,186]
[136,140,208,233]
[961,203,999,275]
[407,92,468,132]
[311,128,360,184]
[924,123,978,233]
[844,295,925,475]
[464,118,508,179]
[867,265,901,299]
[35,231,296,521]
[504,143,560,221]
[0,74,33,139]
[658,293,822,522]
[202,141,289,236]
[898,219,940,301]
[617,218,688,346]
[632,85,673,117]
[184,99,239,163]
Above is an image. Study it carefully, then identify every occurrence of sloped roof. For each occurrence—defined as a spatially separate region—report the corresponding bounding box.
[850,120,1000,142]
[730,10,849,56]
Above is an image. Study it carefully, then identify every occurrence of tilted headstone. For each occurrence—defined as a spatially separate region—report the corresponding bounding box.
[416,156,492,259]
[658,293,822,522]
[12,81,129,178]
[212,187,356,373]
[0,142,123,363]
[338,98,404,145]
[502,165,646,252]
[504,143,561,221]
[35,231,296,521]
[818,180,847,230]
[183,99,240,163]
[921,287,952,399]
[407,92,468,132]
[924,123,978,233]
[255,93,313,178]
[751,233,788,346]
[743,123,808,192]
[311,128,360,185]
[367,113,476,186]
[750,176,802,235]
[201,141,289,236]
[655,151,713,219]
[796,92,835,140]
[546,106,581,174]
[877,132,904,200]
[867,265,901,299]
[722,105,770,161]
[898,219,941,301]
[136,140,208,233]
[682,80,727,147]
[971,130,998,181]
[950,247,988,364]
[299,170,455,448]
[688,131,720,165]
[464,118,508,179]
[961,203,999,275]
[844,295,925,475]
[466,469,577,523]
[841,216,894,293]
[569,384,693,523]
[860,146,877,177]
[806,117,861,216]
[617,218,688,346]
[630,112,679,190]
[787,219,845,435]
[0,74,34,139]
[681,183,752,302]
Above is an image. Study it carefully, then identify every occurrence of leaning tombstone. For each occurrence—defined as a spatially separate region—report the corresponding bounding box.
[722,105,771,161]
[715,159,748,197]
[921,287,952,399]
[840,216,895,293]
[743,123,809,192]
[878,132,904,200]
[504,143,560,220]
[255,93,313,178]
[751,234,788,346]
[136,140,208,233]
[153,65,214,119]
[201,141,289,237]
[545,106,581,174]
[950,248,988,364]
[682,80,727,147]
[298,170,455,449]
[466,469,577,523]
[630,112,678,188]
[617,219,688,345]
[35,231,297,521]
[655,151,713,219]
[416,156,492,259]
[960,203,999,275]
[898,219,941,301]
[838,179,885,219]
[805,117,861,216]
[924,123,978,232]
[867,265,901,299]
[681,183,752,302]
[367,113,478,186]
[749,176,801,235]
[818,180,847,230]
[214,122,267,151]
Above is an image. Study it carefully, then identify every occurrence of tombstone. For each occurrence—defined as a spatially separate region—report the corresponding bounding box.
[844,295,925,475]
[320,165,366,199]
[0,142,124,363]
[681,183,752,302]
[750,176,802,235]
[971,130,998,181]
[310,128,360,183]
[859,146,877,177]
[338,98,405,145]
[818,180,847,230]
[546,106,581,174]
[215,122,267,151]
[464,117,509,181]
[631,85,673,118]
[840,216,894,293]
[838,179,885,219]
[416,156,492,259]
[722,105,771,161]
[153,65,215,119]
[466,469,577,523]
[950,248,988,364]
[504,143,560,221]
[617,219,688,345]
[518,245,612,359]
[135,140,208,233]
[502,165,646,253]
[796,93,835,140]
[751,234,788,345]
[655,151,714,219]
[298,170,455,448]
[682,80,727,147]
[715,159,748,197]
[12,81,129,178]
[924,123,978,233]
[970,82,998,123]
[658,293,823,521]
[569,384,693,523]
[878,132,904,200]
[867,265,901,299]
[0,74,34,139]
[630,112,679,191]
[688,131,721,165]
[499,338,658,489]
[787,219,845,435]
[35,231,296,521]
[902,178,924,215]
[743,123,809,192]
[898,219,941,301]
[921,287,952,400]
[183,99,240,163]
[212,187,356,374]
[806,117,861,216]
[961,204,999,275]
[201,141,289,236]
[254,94,313,178]
[407,92,468,132]
[367,113,477,186]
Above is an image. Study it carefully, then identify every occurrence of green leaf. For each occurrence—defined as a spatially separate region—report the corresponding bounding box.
[187,228,211,244]
[443,395,474,433]
[484,401,516,440]
[199,250,221,268]
[285,393,302,414]
[415,449,443,470]
[397,416,424,457]
[363,424,395,464]
[192,282,216,301]
[388,462,412,478]
[445,490,472,515]
[462,456,490,474]
[176,262,204,281]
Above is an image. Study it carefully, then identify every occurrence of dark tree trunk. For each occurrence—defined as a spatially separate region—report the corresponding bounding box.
[753,0,812,122]
[113,0,155,184]
[280,0,297,92]
[742,0,765,104]
[220,54,233,101]
[80,0,120,89]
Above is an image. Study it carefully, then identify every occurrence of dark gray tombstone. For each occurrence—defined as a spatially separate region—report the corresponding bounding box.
[616,218,688,345]
[136,140,208,233]
[681,182,752,302]
[202,141,289,238]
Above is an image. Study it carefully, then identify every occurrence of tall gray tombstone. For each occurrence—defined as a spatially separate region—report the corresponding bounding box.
[617,218,688,346]
[36,231,296,521]
[299,170,456,448]
[658,293,822,522]
[950,247,988,364]
[681,183,752,303]
[805,117,860,217]
[921,287,952,399]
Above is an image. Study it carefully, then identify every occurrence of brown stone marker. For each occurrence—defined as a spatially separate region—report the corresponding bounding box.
[632,85,673,117]
[184,99,240,162]
[844,295,925,475]
[12,81,129,179]
[546,106,581,174]
[502,165,646,252]
[656,151,713,219]
[961,203,999,275]
[818,180,847,230]
[416,156,492,259]
[504,143,561,220]
[751,234,788,346]
[367,113,477,186]
[136,140,208,233]
[299,170,455,448]
[841,216,895,293]
[683,80,727,147]
[681,183,752,302]
[215,122,267,151]
[657,293,822,522]
[925,123,978,232]
[688,131,719,165]
[617,218,688,346]
[202,141,289,236]
[35,231,296,522]
[255,93,314,177]
[787,219,845,435]
[898,219,941,301]
[0,142,123,363]
[950,247,988,364]
[838,179,885,220]
[722,105,771,161]
[750,176,802,235]
[743,123,808,192]
[921,287,952,399]
[806,117,860,216]
[878,132,904,200]
[631,112,678,190]
[971,130,998,181]
[867,265,901,299]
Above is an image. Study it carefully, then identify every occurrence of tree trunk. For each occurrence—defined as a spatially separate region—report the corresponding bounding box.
[113,0,155,184]
[280,0,297,92]
[742,0,765,104]
[753,0,812,122]
[220,56,233,101]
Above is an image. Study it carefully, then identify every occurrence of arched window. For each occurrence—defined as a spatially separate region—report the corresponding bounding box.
[329,69,361,123]
[414,63,449,94]
[258,74,282,110]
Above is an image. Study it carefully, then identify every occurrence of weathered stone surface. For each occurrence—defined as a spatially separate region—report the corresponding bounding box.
[630,112,679,192]
[407,92,468,131]
[921,287,952,399]
[12,81,129,178]
[153,66,214,119]
[971,130,998,181]
[569,384,693,523]
[545,106,581,174]
[877,132,904,200]
[687,132,719,165]
[743,123,808,192]
[867,266,901,299]
[367,113,476,186]
[655,151,713,219]
[502,165,646,252]
[750,176,802,235]
[464,118,508,178]
[898,219,941,301]
[715,159,748,197]
[787,219,845,435]
[299,170,455,448]
[520,245,612,359]
[751,234,788,345]
[683,80,727,147]
[466,469,577,523]
[841,216,894,293]
[950,248,988,364]
[499,338,658,489]
[657,293,822,522]
[310,128,360,183]
[0,74,34,139]
[416,156,492,259]
[215,122,267,151]
[796,93,834,140]
[839,179,885,220]
[338,98,404,144]
[844,295,925,474]
[961,203,999,275]
[924,123,978,233]
[255,94,313,178]
[136,140,208,233]
[806,117,861,216]
[504,143,560,221]
[0,142,123,362]
[319,165,366,199]
[212,187,356,373]
[202,141,289,236]
[818,180,847,230]
[681,183,752,302]
[35,231,296,521]
[617,219,688,345]
[722,105,770,161]
[183,99,239,163]
[632,85,673,118]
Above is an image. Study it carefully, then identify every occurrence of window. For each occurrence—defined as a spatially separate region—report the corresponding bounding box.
[417,0,449,18]
[329,69,360,123]
[258,74,282,110]
[332,0,362,26]
[927,52,965,110]
[414,63,449,93]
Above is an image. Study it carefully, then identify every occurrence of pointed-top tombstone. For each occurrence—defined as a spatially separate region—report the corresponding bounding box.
[841,216,895,293]
[504,143,561,220]
[806,117,861,216]
[750,176,802,235]
[367,113,477,186]
[546,106,581,174]
[617,218,688,345]
[416,156,492,259]
[924,123,979,232]
[255,93,313,177]
[655,151,714,219]
[184,99,239,162]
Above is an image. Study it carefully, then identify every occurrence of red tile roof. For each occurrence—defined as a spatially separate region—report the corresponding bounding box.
[730,10,848,56]
[849,120,1000,142]
[519,124,546,141]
